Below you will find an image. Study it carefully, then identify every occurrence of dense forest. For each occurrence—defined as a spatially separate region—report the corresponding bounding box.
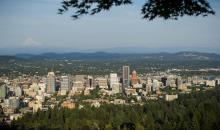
[1,88,220,130]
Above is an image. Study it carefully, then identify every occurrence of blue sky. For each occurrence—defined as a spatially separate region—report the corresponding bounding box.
[0,0,220,54]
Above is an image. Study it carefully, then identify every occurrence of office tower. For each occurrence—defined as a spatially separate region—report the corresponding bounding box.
[0,84,7,99]
[15,86,22,97]
[131,70,138,85]
[46,72,55,94]
[123,66,130,88]
[112,83,120,94]
[146,77,152,93]
[110,73,118,88]
[161,77,167,86]
[87,76,93,88]
[176,76,183,90]
[152,79,159,92]
[98,78,108,89]
[61,75,71,95]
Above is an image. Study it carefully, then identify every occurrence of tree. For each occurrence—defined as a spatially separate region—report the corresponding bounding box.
[58,0,215,20]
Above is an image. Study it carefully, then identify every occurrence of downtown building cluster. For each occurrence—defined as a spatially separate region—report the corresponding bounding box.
[0,65,220,123]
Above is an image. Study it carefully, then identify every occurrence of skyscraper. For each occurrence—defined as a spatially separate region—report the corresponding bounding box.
[131,70,138,85]
[15,86,22,97]
[161,77,167,86]
[176,76,183,90]
[0,84,7,99]
[46,72,55,94]
[123,66,130,88]
[152,79,159,92]
[87,76,93,88]
[61,75,71,95]
[110,73,118,88]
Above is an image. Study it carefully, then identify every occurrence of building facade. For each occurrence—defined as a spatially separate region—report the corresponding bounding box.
[123,66,130,88]
[110,73,118,88]
[61,75,71,95]
[46,72,55,94]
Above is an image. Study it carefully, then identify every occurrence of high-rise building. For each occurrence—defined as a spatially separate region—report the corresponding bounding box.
[152,79,159,92]
[146,77,152,93]
[123,66,130,88]
[161,77,167,86]
[110,73,118,88]
[15,86,22,97]
[46,72,55,94]
[112,83,120,94]
[98,78,108,89]
[87,76,93,88]
[176,76,183,90]
[131,70,138,85]
[0,84,7,99]
[61,75,71,95]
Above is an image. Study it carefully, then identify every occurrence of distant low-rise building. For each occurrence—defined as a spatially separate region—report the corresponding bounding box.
[8,97,20,109]
[33,101,42,113]
[112,83,120,94]
[10,113,23,121]
[61,100,75,109]
[113,99,126,105]
[125,88,137,95]
[91,101,100,108]
[165,94,178,101]
[206,80,215,87]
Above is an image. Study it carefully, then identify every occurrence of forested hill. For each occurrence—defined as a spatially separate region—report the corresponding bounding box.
[1,89,220,130]
[11,51,220,61]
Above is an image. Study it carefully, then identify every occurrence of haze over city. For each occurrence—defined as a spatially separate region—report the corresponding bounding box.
[0,0,220,54]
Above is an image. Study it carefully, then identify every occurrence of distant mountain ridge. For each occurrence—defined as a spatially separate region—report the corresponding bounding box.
[7,51,219,61]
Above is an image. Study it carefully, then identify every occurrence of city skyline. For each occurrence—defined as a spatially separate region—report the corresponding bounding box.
[0,0,220,55]
[1,1,220,129]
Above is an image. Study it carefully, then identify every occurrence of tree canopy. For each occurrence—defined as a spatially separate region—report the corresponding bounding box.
[1,89,220,130]
[58,0,215,20]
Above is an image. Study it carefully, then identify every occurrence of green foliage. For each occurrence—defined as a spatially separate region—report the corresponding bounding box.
[78,86,100,101]
[1,89,220,130]
[58,0,214,20]
[1,58,220,77]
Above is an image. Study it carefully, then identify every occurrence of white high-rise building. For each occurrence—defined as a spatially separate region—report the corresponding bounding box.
[46,72,55,94]
[0,84,7,99]
[15,86,22,97]
[61,75,71,95]
[123,66,130,88]
[110,73,118,88]
[152,79,159,92]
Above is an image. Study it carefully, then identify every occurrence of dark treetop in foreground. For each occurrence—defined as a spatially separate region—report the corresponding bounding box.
[1,89,220,130]
[58,0,215,20]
